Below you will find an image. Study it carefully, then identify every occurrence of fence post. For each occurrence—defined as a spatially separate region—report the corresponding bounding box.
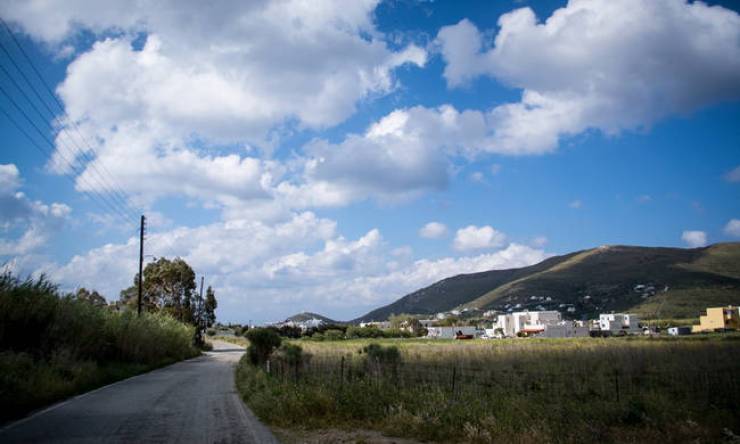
[451,366,457,399]
[340,356,345,391]
[266,359,271,375]
[614,369,620,403]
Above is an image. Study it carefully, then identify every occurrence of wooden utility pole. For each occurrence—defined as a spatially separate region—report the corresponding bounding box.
[137,215,145,316]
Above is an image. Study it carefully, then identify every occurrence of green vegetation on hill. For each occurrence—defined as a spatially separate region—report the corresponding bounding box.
[354,243,740,322]
[0,273,199,423]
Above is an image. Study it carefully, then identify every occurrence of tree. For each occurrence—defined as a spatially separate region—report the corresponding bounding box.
[204,286,217,327]
[73,288,107,307]
[120,257,197,323]
[245,328,282,366]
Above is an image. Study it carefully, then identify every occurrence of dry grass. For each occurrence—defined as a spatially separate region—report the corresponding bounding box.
[237,335,740,443]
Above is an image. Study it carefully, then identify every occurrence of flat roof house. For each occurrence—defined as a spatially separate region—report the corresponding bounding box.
[692,306,739,333]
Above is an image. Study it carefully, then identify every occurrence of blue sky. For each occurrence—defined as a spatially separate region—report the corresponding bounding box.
[1,0,739,323]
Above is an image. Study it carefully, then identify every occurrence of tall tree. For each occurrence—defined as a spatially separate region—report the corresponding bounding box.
[120,257,197,323]
[204,286,217,327]
[74,287,107,307]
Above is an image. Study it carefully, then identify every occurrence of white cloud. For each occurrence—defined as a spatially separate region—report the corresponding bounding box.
[724,219,740,237]
[2,0,426,210]
[43,210,548,321]
[725,166,740,183]
[490,164,502,175]
[568,199,582,209]
[681,230,707,248]
[453,225,506,251]
[419,222,448,239]
[0,164,71,256]
[436,0,740,154]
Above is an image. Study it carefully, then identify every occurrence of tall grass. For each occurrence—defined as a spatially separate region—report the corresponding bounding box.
[0,273,199,422]
[236,336,740,443]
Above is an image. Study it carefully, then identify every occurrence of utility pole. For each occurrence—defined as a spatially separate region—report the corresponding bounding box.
[138,215,146,316]
[199,276,205,327]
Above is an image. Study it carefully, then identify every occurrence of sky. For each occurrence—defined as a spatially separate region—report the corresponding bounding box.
[0,0,739,323]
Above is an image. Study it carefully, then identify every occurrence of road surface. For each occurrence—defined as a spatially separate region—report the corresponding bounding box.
[0,340,279,443]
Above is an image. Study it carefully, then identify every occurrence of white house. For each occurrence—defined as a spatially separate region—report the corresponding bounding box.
[426,326,478,339]
[359,321,391,329]
[598,313,641,335]
[491,310,562,337]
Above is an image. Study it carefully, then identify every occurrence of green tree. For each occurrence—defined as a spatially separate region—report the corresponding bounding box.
[73,288,107,307]
[245,328,282,366]
[204,286,217,327]
[120,257,197,323]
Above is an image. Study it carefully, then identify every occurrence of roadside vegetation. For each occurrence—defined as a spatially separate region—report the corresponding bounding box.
[236,330,740,443]
[0,272,201,422]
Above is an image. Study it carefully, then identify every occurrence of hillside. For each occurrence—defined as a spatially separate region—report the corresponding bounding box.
[285,312,342,325]
[354,243,740,322]
[353,252,581,322]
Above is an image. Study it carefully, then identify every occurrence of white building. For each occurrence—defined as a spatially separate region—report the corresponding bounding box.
[490,311,562,337]
[538,322,590,338]
[426,326,478,339]
[598,313,641,335]
[359,321,391,329]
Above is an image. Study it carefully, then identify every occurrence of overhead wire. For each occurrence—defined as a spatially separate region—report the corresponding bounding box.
[0,18,142,226]
[0,82,136,225]
[0,20,139,219]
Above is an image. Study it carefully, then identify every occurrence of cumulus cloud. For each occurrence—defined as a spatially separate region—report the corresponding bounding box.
[46,214,548,320]
[2,0,426,210]
[724,219,740,237]
[419,222,448,239]
[436,0,740,154]
[0,164,71,256]
[681,230,707,248]
[453,225,506,251]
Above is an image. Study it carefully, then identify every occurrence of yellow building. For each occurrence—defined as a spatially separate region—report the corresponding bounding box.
[692,306,740,333]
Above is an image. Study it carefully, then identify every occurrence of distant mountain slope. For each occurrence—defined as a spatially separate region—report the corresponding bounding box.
[352,252,581,322]
[465,244,740,318]
[353,243,740,322]
[284,312,342,324]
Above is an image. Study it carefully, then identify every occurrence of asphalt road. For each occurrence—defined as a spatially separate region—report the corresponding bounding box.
[0,340,279,443]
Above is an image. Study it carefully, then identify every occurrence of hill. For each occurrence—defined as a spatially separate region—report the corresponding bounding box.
[354,243,740,322]
[284,311,343,325]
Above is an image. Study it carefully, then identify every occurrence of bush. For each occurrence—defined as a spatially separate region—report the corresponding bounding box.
[0,272,199,422]
[206,327,216,336]
[245,328,282,366]
[324,329,345,341]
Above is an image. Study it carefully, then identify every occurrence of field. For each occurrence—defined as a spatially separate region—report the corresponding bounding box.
[236,335,740,443]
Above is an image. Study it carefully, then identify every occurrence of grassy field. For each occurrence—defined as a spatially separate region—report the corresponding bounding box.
[236,335,740,443]
[0,273,200,423]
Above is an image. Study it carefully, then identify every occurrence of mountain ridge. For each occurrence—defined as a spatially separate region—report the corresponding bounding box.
[352,243,740,322]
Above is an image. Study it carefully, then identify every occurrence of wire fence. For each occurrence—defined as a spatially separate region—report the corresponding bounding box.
[264,355,739,409]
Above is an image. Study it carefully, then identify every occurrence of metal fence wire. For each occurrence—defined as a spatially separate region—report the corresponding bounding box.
[264,355,739,409]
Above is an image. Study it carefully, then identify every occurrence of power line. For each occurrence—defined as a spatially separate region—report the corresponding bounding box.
[0,27,139,220]
[0,83,136,225]
[0,57,137,223]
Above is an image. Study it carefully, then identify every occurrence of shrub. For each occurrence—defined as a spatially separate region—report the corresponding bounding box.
[324,329,345,341]
[0,272,199,421]
[245,328,282,366]
[206,327,216,336]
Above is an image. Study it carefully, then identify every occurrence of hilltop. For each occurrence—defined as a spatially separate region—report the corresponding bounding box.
[284,311,343,325]
[354,243,740,322]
